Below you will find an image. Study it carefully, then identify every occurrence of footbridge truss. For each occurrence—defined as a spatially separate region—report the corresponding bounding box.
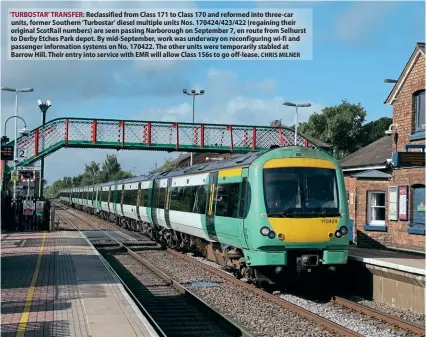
[6,117,325,168]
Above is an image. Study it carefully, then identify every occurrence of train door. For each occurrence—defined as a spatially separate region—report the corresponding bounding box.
[112,184,118,214]
[206,172,218,241]
[97,186,103,213]
[152,178,169,228]
[211,168,249,248]
[140,181,153,224]
[107,186,112,213]
[136,182,141,220]
[120,184,124,217]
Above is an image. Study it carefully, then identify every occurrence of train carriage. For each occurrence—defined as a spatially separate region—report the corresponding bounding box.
[61,146,350,285]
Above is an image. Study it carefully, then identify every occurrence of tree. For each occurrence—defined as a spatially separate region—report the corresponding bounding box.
[358,117,393,147]
[149,158,177,174]
[299,100,367,158]
[43,153,134,197]
[100,154,121,182]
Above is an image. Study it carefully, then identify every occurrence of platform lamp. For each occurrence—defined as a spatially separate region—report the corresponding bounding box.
[37,99,52,198]
[283,101,311,145]
[1,87,33,203]
[182,89,205,166]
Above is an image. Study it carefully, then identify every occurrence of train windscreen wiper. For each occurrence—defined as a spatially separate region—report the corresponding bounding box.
[305,197,340,217]
[280,192,301,217]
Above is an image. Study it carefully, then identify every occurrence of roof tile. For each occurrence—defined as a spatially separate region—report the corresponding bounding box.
[339,136,393,169]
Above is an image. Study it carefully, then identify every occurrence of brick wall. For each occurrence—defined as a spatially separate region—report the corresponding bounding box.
[389,168,425,251]
[352,179,391,248]
[344,176,357,221]
[392,51,425,151]
[343,169,425,252]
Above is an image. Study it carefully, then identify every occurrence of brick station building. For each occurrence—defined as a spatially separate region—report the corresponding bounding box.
[340,42,425,253]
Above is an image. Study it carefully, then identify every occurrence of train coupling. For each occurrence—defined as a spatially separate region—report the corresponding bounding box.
[300,254,319,266]
[296,254,320,273]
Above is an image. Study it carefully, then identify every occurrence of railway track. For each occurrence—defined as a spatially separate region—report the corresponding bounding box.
[331,297,425,336]
[57,207,252,337]
[55,203,425,337]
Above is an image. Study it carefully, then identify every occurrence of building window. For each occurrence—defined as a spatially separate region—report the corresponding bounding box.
[367,191,386,226]
[414,90,425,133]
[409,184,425,235]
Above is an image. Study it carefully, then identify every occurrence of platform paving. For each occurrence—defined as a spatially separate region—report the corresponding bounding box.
[349,246,426,276]
[1,231,159,337]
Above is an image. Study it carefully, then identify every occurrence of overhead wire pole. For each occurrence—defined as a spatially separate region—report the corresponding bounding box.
[182,88,205,166]
[1,87,34,202]
[283,101,312,145]
[37,100,52,198]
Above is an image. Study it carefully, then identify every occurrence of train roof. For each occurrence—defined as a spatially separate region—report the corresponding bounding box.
[62,146,330,191]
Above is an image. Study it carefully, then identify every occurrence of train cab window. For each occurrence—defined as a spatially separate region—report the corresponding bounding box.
[215,183,240,218]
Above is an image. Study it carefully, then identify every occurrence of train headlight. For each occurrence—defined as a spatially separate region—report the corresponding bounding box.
[260,227,270,236]
[340,226,348,235]
[268,231,276,239]
[335,230,342,238]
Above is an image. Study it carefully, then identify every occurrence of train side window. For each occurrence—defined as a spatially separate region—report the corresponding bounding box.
[215,183,240,218]
[140,189,149,207]
[170,186,192,212]
[193,185,208,214]
[153,185,167,208]
[132,190,138,205]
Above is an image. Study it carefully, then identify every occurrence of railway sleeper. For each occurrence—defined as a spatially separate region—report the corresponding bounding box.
[62,201,331,286]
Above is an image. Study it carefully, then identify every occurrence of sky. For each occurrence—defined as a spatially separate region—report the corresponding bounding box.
[1,0,425,184]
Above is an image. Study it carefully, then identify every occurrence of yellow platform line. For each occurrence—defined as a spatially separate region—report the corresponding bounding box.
[16,232,47,337]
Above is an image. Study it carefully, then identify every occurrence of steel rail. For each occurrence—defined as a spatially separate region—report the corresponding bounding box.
[58,206,252,337]
[56,210,167,337]
[166,249,362,337]
[58,203,426,337]
[333,296,425,336]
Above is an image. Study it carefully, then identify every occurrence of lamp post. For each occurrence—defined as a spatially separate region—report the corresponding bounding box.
[2,87,34,169]
[283,101,312,145]
[182,89,205,166]
[3,115,30,201]
[37,100,52,198]
[384,79,398,83]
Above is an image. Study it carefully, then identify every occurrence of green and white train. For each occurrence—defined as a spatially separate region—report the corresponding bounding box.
[60,146,350,284]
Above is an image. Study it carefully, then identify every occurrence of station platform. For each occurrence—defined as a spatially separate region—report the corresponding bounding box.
[349,246,425,276]
[1,231,159,337]
[347,246,425,314]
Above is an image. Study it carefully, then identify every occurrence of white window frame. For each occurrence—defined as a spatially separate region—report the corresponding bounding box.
[367,191,386,226]
[414,90,425,132]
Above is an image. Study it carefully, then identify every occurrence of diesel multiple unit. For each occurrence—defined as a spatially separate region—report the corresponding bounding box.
[60,146,350,284]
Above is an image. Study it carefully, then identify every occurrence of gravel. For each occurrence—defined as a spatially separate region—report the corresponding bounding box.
[64,206,425,337]
[353,297,425,327]
[136,249,338,337]
[280,294,421,337]
[56,210,94,230]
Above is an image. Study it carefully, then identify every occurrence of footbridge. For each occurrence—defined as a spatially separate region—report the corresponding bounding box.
[4,117,329,167]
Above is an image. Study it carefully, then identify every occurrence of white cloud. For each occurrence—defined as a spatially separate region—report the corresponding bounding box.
[135,68,324,129]
[1,2,325,185]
